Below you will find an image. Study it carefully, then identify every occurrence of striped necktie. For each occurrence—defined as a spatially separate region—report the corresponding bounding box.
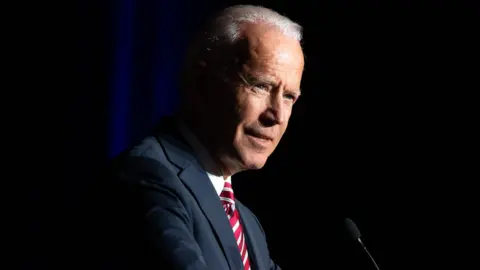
[219,180,251,270]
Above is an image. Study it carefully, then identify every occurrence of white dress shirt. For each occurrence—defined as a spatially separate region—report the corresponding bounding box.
[177,119,230,196]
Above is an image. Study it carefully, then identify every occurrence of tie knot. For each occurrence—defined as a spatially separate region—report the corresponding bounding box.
[219,181,235,205]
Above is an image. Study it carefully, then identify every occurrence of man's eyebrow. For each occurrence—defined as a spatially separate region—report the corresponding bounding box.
[253,74,276,84]
[243,73,286,90]
[284,88,302,97]
[239,72,302,94]
[239,72,274,85]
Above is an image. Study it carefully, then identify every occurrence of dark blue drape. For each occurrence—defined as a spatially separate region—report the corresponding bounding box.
[107,0,135,158]
[106,0,213,158]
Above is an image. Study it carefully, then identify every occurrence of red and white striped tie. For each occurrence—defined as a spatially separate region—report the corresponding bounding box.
[220,180,251,270]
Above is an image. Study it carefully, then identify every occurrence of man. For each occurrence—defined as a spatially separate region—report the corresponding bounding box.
[97,4,304,270]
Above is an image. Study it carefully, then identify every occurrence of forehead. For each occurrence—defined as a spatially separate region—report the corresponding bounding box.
[241,23,304,89]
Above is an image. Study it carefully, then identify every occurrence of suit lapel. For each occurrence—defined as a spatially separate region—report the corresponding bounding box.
[237,204,264,270]
[155,119,243,269]
[179,165,244,269]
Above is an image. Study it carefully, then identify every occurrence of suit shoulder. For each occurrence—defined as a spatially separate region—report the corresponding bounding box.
[108,136,178,185]
[129,136,167,161]
[110,135,172,168]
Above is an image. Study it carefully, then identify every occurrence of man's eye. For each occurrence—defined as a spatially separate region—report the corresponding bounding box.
[253,84,269,91]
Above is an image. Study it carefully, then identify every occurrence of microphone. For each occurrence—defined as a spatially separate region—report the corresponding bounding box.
[344,218,380,270]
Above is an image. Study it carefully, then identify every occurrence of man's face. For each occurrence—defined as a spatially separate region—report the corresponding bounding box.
[203,23,304,175]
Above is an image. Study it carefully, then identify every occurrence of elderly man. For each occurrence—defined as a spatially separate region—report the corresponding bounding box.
[101,4,304,270]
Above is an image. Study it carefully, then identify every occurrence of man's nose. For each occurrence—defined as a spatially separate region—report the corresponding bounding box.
[261,94,287,126]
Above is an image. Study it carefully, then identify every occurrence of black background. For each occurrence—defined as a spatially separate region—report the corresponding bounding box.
[19,0,478,269]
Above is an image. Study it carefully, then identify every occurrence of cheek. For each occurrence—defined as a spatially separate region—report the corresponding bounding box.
[240,98,268,123]
[235,91,267,122]
[278,106,292,133]
[283,105,293,119]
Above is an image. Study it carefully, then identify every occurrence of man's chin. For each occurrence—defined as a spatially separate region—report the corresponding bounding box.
[245,163,265,170]
[224,147,270,173]
[240,152,269,170]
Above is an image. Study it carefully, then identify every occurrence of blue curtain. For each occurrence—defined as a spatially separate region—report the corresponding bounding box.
[60,1,216,190]
[106,0,212,158]
[31,2,231,268]
[63,0,227,169]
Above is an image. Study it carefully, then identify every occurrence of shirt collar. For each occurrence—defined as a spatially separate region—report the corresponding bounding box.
[177,119,231,195]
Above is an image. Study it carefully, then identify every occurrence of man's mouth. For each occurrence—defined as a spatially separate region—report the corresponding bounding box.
[245,129,274,141]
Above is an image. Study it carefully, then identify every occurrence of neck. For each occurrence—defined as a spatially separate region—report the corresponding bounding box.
[178,111,232,178]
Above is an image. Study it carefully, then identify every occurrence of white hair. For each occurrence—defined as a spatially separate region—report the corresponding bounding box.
[179,5,303,98]
[212,5,303,43]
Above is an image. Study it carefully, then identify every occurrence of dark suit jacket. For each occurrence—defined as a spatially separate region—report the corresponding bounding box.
[91,117,281,269]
